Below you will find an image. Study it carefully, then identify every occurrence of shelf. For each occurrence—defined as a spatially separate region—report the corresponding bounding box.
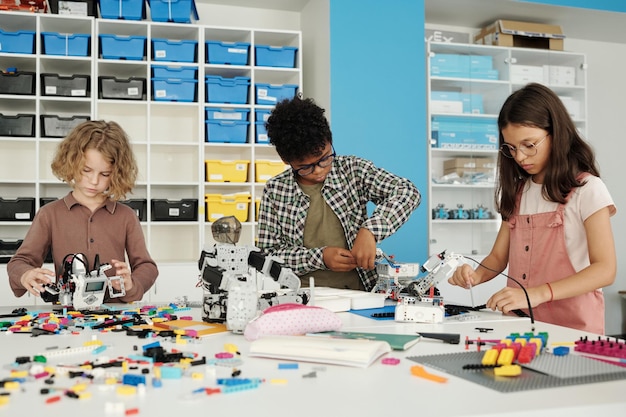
[427,40,587,256]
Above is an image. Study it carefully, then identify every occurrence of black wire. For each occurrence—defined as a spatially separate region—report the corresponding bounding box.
[464,256,535,331]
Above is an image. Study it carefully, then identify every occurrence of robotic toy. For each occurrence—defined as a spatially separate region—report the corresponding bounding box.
[198,216,309,333]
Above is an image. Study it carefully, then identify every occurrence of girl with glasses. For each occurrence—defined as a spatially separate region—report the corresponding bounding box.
[257,96,420,291]
[448,83,616,334]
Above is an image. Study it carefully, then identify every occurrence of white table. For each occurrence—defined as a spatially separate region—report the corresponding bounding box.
[0,305,624,417]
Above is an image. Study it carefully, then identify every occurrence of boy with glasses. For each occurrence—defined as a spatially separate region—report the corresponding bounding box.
[448,83,616,334]
[257,96,420,291]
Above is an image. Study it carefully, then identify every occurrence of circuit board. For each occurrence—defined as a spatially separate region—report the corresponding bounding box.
[407,351,626,393]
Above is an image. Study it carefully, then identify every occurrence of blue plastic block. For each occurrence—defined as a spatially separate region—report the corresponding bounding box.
[41,32,90,57]
[0,29,35,54]
[122,374,147,386]
[255,45,298,68]
[206,41,250,65]
[99,0,145,20]
[205,120,249,143]
[100,34,146,60]
[152,38,198,63]
[255,83,298,105]
[205,76,250,104]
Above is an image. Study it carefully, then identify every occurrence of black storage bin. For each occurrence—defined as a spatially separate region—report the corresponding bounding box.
[121,199,147,221]
[151,199,198,221]
[99,76,146,100]
[0,198,36,221]
[48,0,96,16]
[40,197,59,207]
[41,115,90,138]
[41,73,91,97]
[0,114,35,137]
[0,239,22,263]
[0,71,36,95]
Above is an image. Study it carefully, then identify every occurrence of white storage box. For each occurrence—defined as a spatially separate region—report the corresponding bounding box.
[510,64,544,84]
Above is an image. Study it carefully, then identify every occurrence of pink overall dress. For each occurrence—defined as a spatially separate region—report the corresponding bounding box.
[507,182,605,334]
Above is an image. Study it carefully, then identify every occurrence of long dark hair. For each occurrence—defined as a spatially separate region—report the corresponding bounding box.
[496,83,599,220]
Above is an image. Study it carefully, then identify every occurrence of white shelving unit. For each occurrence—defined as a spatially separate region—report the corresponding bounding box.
[426,41,587,258]
[0,11,302,304]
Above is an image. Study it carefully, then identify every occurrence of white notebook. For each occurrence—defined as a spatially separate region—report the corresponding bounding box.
[249,335,392,368]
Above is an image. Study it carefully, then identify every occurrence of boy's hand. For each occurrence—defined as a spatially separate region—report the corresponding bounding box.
[351,228,376,270]
[323,247,357,271]
[111,259,133,292]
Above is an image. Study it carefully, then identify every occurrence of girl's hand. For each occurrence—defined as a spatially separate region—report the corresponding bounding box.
[448,264,477,289]
[20,268,55,297]
[111,259,133,293]
[487,287,530,314]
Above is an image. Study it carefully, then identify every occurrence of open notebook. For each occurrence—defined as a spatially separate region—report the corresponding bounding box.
[249,335,392,368]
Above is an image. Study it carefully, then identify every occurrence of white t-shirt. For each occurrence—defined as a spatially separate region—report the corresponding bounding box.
[518,175,616,272]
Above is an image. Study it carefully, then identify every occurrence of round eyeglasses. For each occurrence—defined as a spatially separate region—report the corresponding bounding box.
[499,134,549,159]
[292,148,336,176]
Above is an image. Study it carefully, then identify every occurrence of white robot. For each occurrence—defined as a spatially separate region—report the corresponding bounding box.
[198,216,309,333]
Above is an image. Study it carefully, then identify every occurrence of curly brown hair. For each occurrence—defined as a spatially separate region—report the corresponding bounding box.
[265,96,333,162]
[51,120,138,201]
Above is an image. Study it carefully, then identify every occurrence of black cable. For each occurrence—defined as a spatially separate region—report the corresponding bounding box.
[464,256,535,331]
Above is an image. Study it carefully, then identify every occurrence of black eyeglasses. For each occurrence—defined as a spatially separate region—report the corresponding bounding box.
[500,134,549,159]
[292,147,336,176]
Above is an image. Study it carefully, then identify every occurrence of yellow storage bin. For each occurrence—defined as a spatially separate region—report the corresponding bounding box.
[205,159,250,182]
[255,160,288,182]
[205,192,251,222]
[255,197,261,221]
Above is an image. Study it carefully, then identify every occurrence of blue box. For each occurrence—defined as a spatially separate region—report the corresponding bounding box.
[255,121,269,143]
[152,38,197,63]
[432,115,497,134]
[205,76,250,104]
[205,108,249,121]
[41,32,90,57]
[255,45,297,68]
[100,34,146,60]
[151,65,197,80]
[206,41,250,65]
[0,30,35,54]
[99,0,145,20]
[205,120,249,143]
[255,109,271,122]
[149,0,198,23]
[432,130,498,150]
[255,83,298,105]
[152,78,197,102]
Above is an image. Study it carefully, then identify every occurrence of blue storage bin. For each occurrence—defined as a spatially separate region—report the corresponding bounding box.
[255,109,272,122]
[151,65,197,80]
[205,108,249,121]
[205,76,250,104]
[152,38,197,63]
[99,0,145,20]
[206,41,250,65]
[152,77,197,102]
[205,120,249,143]
[41,32,90,57]
[255,121,269,143]
[149,0,198,23]
[100,34,146,60]
[0,30,35,54]
[255,83,298,105]
[255,45,297,68]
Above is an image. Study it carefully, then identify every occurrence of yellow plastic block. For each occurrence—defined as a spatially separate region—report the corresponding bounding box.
[72,383,88,392]
[224,343,239,354]
[116,385,137,396]
[514,338,527,347]
[529,337,543,355]
[500,338,512,346]
[494,364,522,377]
[481,349,499,366]
[497,348,515,366]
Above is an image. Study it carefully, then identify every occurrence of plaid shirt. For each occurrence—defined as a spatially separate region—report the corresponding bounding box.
[257,155,420,290]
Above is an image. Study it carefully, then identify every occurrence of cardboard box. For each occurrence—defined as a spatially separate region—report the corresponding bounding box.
[443,157,495,176]
[474,20,564,51]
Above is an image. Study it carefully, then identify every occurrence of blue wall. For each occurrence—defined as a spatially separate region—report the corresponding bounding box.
[329,0,428,263]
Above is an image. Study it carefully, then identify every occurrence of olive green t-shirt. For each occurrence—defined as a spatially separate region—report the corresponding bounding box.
[299,182,363,290]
